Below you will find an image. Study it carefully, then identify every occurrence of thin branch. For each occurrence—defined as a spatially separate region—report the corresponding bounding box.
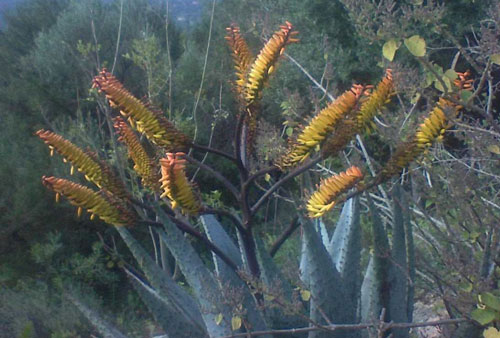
[251,156,323,215]
[184,155,240,200]
[219,318,468,337]
[189,0,216,151]
[110,0,124,74]
[270,217,300,257]
[190,143,238,163]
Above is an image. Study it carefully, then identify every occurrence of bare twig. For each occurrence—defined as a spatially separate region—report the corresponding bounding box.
[270,216,300,257]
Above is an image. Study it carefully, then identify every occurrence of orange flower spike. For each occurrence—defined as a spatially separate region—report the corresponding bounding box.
[42,176,136,226]
[93,70,190,151]
[36,129,128,199]
[414,98,458,149]
[245,21,299,105]
[279,85,362,167]
[356,69,395,133]
[159,152,201,215]
[306,166,363,218]
[113,117,161,192]
[454,70,473,91]
[225,24,254,94]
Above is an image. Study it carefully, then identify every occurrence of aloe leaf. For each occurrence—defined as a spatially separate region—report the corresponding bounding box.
[155,206,233,336]
[327,197,361,304]
[125,268,207,337]
[301,218,358,338]
[200,215,270,336]
[403,191,415,323]
[300,218,328,287]
[360,256,378,324]
[388,186,409,338]
[66,293,129,338]
[366,195,390,321]
[115,227,205,333]
[254,236,306,331]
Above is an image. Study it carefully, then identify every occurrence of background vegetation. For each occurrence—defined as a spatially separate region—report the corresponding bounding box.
[0,0,499,337]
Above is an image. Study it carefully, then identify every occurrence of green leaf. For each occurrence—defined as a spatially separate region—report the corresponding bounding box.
[481,293,500,312]
[444,69,458,80]
[461,90,473,102]
[484,327,500,338]
[487,145,500,155]
[286,127,293,137]
[383,39,400,61]
[215,313,223,326]
[471,308,497,326]
[300,289,311,301]
[491,54,500,65]
[231,316,242,330]
[404,35,426,57]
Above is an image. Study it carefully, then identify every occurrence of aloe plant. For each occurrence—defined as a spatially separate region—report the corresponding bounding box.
[35,20,470,337]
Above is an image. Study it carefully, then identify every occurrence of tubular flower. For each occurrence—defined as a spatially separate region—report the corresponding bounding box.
[378,99,460,181]
[93,70,190,151]
[159,152,201,215]
[279,85,363,168]
[42,176,136,226]
[245,21,299,105]
[225,24,254,95]
[36,129,129,199]
[414,98,457,149]
[356,69,395,133]
[454,70,473,91]
[306,166,363,218]
[113,117,161,192]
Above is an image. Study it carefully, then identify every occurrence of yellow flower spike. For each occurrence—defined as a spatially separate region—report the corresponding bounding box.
[357,69,395,133]
[36,129,129,200]
[306,166,363,218]
[42,176,136,226]
[159,152,201,215]
[93,70,190,151]
[244,21,299,105]
[225,24,254,96]
[113,117,161,192]
[279,85,362,168]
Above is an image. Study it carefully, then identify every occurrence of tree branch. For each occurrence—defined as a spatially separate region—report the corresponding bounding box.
[270,216,299,257]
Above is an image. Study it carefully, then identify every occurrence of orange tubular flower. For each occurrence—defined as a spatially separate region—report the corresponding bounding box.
[113,117,161,192]
[454,70,473,91]
[279,85,363,168]
[36,130,128,200]
[306,166,363,218]
[356,69,395,133]
[245,21,299,105]
[42,176,136,226]
[225,24,254,95]
[159,152,201,215]
[93,70,190,151]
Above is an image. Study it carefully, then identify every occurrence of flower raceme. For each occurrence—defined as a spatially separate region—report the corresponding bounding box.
[307,166,364,218]
[42,176,136,226]
[113,117,161,192]
[244,21,299,105]
[225,24,254,96]
[36,129,129,200]
[93,70,190,151]
[279,85,365,168]
[159,152,201,215]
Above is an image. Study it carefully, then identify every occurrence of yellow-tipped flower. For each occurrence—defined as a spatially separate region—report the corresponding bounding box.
[42,176,136,226]
[378,98,459,181]
[113,117,161,192]
[159,152,201,215]
[225,24,254,95]
[414,98,457,149]
[36,129,128,199]
[245,21,299,105]
[93,70,190,151]
[279,85,363,168]
[356,69,395,133]
[306,166,363,218]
